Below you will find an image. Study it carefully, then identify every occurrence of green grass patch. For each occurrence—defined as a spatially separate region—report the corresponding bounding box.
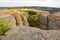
[0,19,11,36]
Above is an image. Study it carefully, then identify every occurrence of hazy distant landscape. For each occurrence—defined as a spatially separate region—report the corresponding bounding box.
[0,6,60,14]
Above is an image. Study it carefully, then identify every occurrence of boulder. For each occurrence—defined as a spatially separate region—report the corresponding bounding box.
[0,26,60,40]
[38,11,49,29]
[0,14,16,28]
[48,13,60,30]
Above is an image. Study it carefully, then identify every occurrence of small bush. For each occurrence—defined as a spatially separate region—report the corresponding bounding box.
[0,19,11,36]
[27,10,39,27]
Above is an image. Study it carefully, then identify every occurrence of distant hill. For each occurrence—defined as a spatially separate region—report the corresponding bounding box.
[0,6,60,14]
[21,6,60,14]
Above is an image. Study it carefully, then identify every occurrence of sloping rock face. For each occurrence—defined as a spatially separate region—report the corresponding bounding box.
[0,14,16,27]
[38,11,49,29]
[38,11,60,30]
[0,26,60,40]
[48,13,60,30]
[0,9,29,26]
[0,9,60,30]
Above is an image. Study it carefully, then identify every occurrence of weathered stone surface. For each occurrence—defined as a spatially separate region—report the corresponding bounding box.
[0,9,29,26]
[12,13,23,26]
[38,11,49,29]
[48,13,60,30]
[0,26,60,40]
[0,14,16,28]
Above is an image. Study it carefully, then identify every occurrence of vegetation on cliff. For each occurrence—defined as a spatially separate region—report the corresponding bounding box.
[26,10,39,27]
[0,19,11,36]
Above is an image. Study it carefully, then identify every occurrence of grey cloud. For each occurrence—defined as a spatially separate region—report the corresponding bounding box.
[0,0,60,8]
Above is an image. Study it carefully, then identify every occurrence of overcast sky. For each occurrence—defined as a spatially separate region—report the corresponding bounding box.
[0,0,60,8]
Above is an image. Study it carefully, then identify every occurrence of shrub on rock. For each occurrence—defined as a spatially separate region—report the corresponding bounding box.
[0,19,11,36]
[27,10,39,27]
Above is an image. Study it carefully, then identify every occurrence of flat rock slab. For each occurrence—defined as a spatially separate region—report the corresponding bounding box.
[0,26,60,40]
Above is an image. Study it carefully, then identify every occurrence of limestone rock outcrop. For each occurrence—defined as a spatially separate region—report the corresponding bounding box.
[38,11,49,29]
[0,26,60,40]
[0,9,60,40]
[0,9,60,30]
[0,9,29,26]
[48,12,60,30]
[38,11,60,30]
